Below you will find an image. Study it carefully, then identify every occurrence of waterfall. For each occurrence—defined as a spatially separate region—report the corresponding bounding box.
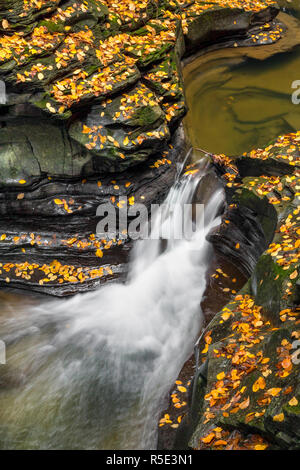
[0,155,224,450]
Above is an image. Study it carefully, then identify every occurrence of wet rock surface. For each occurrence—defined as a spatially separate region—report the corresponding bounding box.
[1,0,299,453]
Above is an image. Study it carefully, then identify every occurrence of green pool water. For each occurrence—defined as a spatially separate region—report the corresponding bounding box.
[184,14,300,156]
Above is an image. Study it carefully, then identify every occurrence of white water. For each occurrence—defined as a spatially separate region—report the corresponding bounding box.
[0,158,223,450]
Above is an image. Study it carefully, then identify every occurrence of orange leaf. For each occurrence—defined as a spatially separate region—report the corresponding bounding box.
[201,433,215,444]
[273,413,285,422]
[96,249,103,258]
[254,444,268,450]
[288,397,298,406]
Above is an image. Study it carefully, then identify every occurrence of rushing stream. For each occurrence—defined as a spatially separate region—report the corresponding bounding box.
[0,159,223,449]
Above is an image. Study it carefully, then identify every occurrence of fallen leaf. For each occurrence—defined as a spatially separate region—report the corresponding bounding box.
[273,413,285,422]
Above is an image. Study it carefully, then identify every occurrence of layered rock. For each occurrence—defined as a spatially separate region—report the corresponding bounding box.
[0,0,283,295]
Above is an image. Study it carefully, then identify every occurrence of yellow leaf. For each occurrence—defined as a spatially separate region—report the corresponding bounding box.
[96,249,103,258]
[289,397,298,406]
[82,125,91,134]
[268,388,282,397]
[217,372,225,381]
[254,444,268,450]
[290,270,298,280]
[239,396,250,410]
[252,376,266,392]
[201,432,215,444]
[273,413,285,422]
[213,440,227,447]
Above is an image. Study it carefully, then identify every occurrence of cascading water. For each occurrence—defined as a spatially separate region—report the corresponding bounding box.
[0,156,223,450]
